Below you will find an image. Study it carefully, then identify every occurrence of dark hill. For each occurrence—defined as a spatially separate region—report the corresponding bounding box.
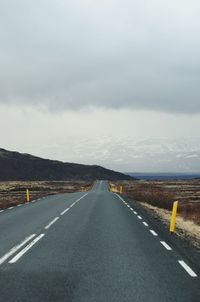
[0,148,134,181]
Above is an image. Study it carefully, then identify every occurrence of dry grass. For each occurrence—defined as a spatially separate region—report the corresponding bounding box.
[124,183,175,210]
[113,180,200,226]
[141,202,200,249]
[0,181,92,209]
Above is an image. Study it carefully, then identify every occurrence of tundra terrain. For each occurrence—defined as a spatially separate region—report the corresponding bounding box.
[0,181,92,209]
[112,179,200,249]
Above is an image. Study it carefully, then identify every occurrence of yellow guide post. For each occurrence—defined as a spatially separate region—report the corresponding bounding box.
[119,186,123,194]
[170,201,178,234]
[26,189,30,202]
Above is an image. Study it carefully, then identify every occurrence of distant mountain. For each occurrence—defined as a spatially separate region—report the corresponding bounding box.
[127,172,200,180]
[0,148,133,181]
[33,136,200,173]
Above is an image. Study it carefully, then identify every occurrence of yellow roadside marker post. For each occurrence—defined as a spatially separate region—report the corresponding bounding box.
[170,201,178,234]
[26,189,30,203]
[119,186,123,194]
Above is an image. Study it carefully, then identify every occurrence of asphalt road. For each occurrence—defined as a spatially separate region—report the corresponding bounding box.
[0,180,199,301]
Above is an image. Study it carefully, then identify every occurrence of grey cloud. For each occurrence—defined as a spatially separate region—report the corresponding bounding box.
[0,0,200,113]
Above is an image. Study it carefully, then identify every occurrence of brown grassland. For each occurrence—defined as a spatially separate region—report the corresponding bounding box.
[112,180,200,248]
[113,180,200,225]
[0,181,92,209]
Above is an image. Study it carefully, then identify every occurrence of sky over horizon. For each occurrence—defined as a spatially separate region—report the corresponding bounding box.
[0,0,200,172]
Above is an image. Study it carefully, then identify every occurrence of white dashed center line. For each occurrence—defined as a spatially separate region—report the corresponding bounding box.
[45,217,59,230]
[60,208,70,216]
[150,230,158,236]
[0,193,90,266]
[160,241,172,251]
[137,215,142,220]
[9,234,45,264]
[76,193,88,202]
[143,222,148,227]
[0,234,36,265]
[178,260,197,277]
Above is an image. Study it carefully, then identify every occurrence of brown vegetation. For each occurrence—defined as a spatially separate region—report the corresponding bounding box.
[141,202,200,249]
[113,180,200,226]
[0,181,92,209]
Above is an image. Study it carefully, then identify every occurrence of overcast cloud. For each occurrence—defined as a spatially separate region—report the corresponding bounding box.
[1,0,200,113]
[1,1,200,172]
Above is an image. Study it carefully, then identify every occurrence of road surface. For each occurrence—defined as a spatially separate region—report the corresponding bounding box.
[0,181,199,301]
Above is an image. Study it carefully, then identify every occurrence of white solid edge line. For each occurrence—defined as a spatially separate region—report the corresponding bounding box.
[0,234,36,265]
[60,208,70,216]
[178,260,197,277]
[9,234,45,264]
[45,217,59,230]
[160,241,172,251]
[143,222,148,227]
[137,215,142,220]
[150,230,158,236]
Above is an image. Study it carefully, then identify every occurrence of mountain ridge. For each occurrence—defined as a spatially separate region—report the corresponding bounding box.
[0,148,133,181]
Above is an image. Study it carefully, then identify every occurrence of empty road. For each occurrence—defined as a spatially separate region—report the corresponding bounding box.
[0,181,199,301]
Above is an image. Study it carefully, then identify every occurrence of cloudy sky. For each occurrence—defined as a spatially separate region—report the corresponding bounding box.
[0,0,200,172]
